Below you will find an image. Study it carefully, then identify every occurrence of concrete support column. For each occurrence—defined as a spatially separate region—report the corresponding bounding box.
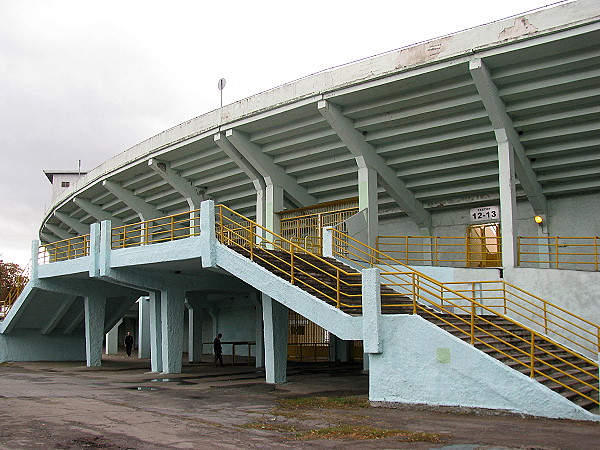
[496,130,518,268]
[138,296,151,358]
[252,292,264,368]
[84,296,106,367]
[186,292,206,363]
[266,184,284,238]
[255,188,266,244]
[362,268,382,354]
[322,227,334,258]
[30,240,39,280]
[149,291,163,372]
[105,318,123,355]
[358,166,379,251]
[161,287,186,373]
[200,200,216,268]
[262,293,288,383]
[329,334,350,362]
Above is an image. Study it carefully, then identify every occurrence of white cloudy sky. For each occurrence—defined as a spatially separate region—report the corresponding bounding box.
[0,0,561,266]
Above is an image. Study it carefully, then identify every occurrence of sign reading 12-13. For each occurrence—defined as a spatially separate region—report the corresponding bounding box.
[470,206,500,223]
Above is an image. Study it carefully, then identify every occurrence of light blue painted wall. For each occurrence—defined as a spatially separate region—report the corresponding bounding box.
[368,314,598,421]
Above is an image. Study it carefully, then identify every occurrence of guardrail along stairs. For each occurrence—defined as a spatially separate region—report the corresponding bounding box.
[216,205,599,412]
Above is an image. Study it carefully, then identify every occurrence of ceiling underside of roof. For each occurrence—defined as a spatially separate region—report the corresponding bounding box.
[42,21,600,242]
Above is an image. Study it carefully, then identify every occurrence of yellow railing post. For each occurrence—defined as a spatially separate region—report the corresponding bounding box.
[171,216,175,241]
[543,300,548,334]
[412,273,417,314]
[290,244,295,284]
[405,236,409,264]
[336,268,340,309]
[470,300,475,346]
[554,236,559,269]
[595,236,598,272]
[530,331,535,378]
[517,237,521,266]
[249,224,254,260]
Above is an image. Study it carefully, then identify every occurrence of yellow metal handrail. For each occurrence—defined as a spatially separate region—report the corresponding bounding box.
[443,281,599,358]
[518,236,599,271]
[0,260,31,318]
[376,235,501,268]
[216,204,362,309]
[38,235,91,264]
[111,209,201,249]
[331,228,599,407]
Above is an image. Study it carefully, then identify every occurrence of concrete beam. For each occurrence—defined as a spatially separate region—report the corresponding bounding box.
[44,223,74,241]
[40,296,77,335]
[224,129,316,207]
[54,211,89,235]
[469,58,548,217]
[102,179,160,222]
[214,132,266,228]
[73,197,125,227]
[318,100,431,230]
[148,158,204,209]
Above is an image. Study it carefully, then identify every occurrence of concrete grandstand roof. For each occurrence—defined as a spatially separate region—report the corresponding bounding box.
[40,0,600,242]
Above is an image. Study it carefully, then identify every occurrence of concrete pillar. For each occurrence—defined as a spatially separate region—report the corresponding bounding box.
[200,200,216,268]
[362,268,382,354]
[161,287,186,373]
[30,240,39,280]
[186,292,206,363]
[149,291,163,372]
[329,334,350,362]
[252,292,264,368]
[255,188,266,243]
[322,227,334,258]
[105,318,123,355]
[266,184,284,237]
[497,130,518,268]
[84,296,106,367]
[262,293,288,383]
[358,166,378,251]
[138,296,151,358]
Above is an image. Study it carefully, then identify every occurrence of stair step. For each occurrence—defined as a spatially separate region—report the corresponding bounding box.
[228,244,599,412]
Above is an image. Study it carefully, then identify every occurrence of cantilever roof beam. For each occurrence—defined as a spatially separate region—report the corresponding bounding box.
[72,197,125,228]
[469,58,548,217]
[147,158,204,209]
[318,100,431,230]
[102,179,161,222]
[223,129,316,208]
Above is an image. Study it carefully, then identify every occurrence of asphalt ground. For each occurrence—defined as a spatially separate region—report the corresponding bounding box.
[0,354,598,449]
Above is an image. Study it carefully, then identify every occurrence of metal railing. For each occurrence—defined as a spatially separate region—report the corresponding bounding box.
[518,236,599,271]
[331,228,599,407]
[278,198,358,254]
[111,209,201,249]
[216,204,362,309]
[375,235,501,268]
[38,235,90,264]
[442,281,599,358]
[0,261,31,318]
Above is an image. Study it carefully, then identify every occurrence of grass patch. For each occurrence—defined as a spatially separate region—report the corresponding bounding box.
[294,424,444,442]
[241,421,298,432]
[277,395,369,410]
[0,362,13,367]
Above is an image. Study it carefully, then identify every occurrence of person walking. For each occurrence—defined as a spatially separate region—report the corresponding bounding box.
[124,331,134,357]
[213,333,224,367]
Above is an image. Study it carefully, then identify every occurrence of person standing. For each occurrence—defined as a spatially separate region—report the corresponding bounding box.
[124,331,134,357]
[213,333,224,367]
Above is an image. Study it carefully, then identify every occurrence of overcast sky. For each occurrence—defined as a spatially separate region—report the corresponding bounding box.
[0,0,561,266]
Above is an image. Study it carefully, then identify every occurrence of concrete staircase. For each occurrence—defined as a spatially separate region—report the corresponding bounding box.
[229,246,599,412]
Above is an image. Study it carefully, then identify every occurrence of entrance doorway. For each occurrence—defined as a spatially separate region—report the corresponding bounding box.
[467,223,501,267]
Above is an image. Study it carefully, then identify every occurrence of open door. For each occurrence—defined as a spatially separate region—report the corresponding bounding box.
[467,223,501,267]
